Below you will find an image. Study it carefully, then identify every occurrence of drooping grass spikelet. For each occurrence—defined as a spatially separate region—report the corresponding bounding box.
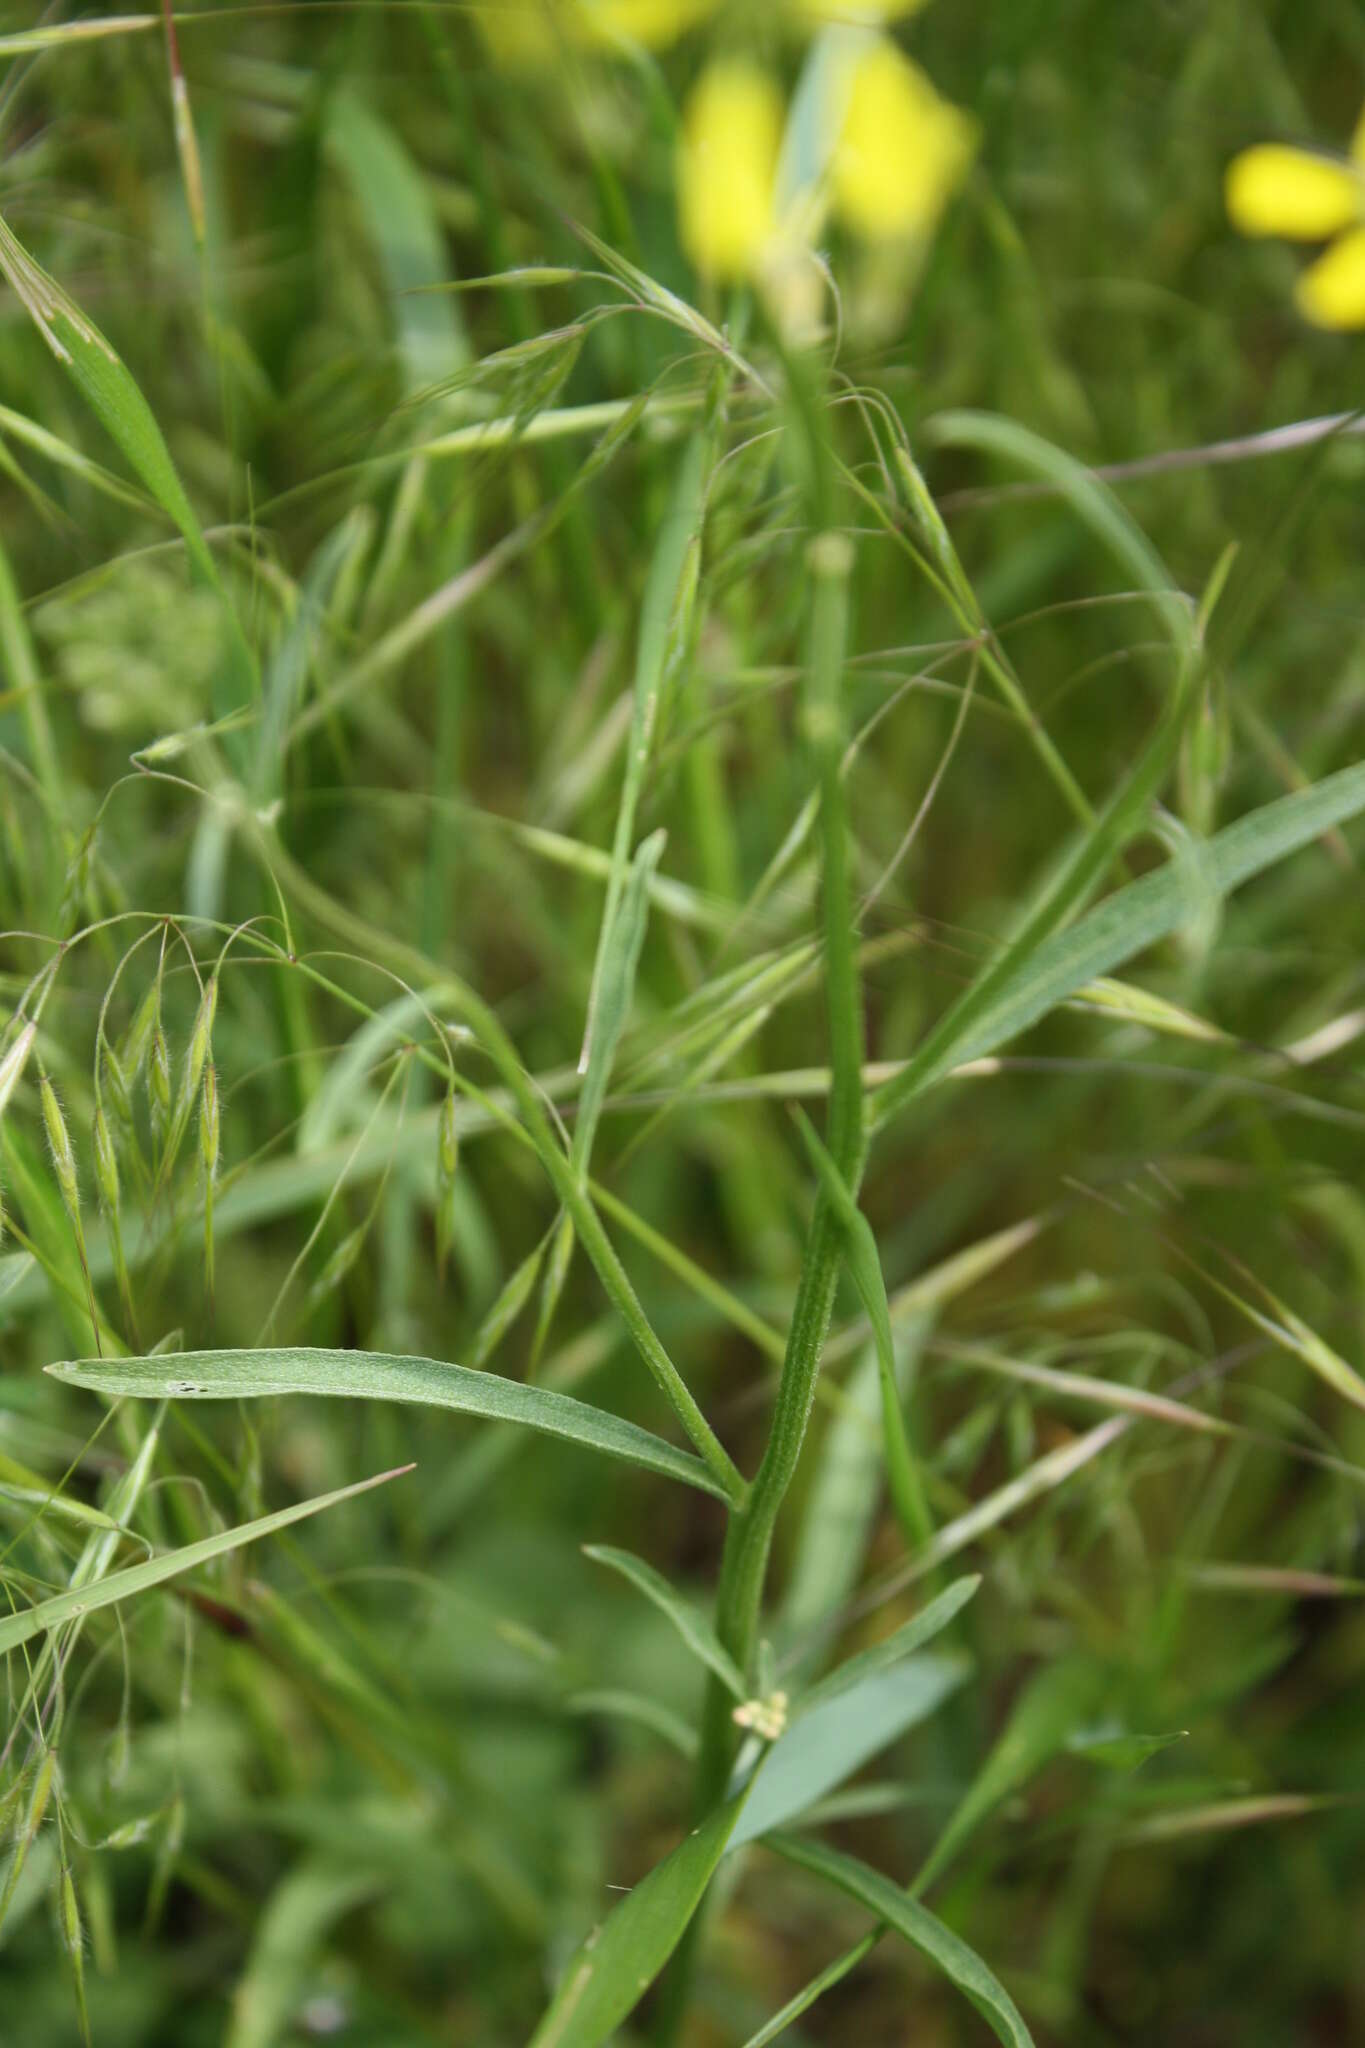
[200,1062,219,1305]
[147,1025,171,1157]
[39,1073,79,1220]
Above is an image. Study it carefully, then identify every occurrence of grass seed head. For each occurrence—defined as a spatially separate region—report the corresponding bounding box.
[93,1104,120,1219]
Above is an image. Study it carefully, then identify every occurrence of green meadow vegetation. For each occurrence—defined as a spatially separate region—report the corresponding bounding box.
[3,3,1365,2042]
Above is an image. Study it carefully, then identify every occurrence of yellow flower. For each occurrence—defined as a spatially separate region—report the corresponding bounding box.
[677,61,785,280]
[831,36,976,241]
[677,36,972,285]
[791,0,930,20]
[1226,107,1365,330]
[477,0,718,65]
[575,0,721,47]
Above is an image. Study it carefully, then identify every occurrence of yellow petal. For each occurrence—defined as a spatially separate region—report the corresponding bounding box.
[832,39,975,242]
[1225,145,1363,239]
[791,0,930,21]
[576,0,722,48]
[678,62,784,280]
[1295,226,1365,329]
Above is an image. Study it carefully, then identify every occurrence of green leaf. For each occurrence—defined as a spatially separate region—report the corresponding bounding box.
[584,1544,746,1698]
[0,1465,410,1656]
[798,1577,980,1713]
[729,1653,968,1852]
[46,1347,731,1501]
[874,760,1365,1133]
[527,1796,745,2048]
[773,1835,1035,2048]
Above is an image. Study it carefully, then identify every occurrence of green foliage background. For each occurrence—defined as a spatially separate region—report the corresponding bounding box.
[2,3,1365,2044]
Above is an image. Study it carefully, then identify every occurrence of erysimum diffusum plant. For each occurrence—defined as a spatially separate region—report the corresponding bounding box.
[1226,102,1365,326]
[5,8,1365,2048]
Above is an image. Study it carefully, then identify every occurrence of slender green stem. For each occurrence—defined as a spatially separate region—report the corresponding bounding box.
[696,515,864,1802]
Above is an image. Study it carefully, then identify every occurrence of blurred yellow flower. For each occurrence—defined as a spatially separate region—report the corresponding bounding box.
[478,0,718,65]
[677,35,973,284]
[832,37,976,240]
[1226,106,1365,329]
[576,0,721,47]
[790,0,930,20]
[677,60,785,280]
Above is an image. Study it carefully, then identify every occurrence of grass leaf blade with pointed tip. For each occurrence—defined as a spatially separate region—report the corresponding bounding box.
[0,1466,410,1656]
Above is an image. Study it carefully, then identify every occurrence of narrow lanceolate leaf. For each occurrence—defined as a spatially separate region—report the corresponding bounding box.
[773,1835,1035,2048]
[798,1577,980,1714]
[528,1796,746,2048]
[584,1545,745,1698]
[0,1466,411,1656]
[729,1655,969,1853]
[874,760,1365,1134]
[47,1347,731,1501]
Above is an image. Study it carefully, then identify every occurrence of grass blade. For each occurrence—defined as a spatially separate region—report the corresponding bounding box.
[874,760,1365,1133]
[0,1466,411,1657]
